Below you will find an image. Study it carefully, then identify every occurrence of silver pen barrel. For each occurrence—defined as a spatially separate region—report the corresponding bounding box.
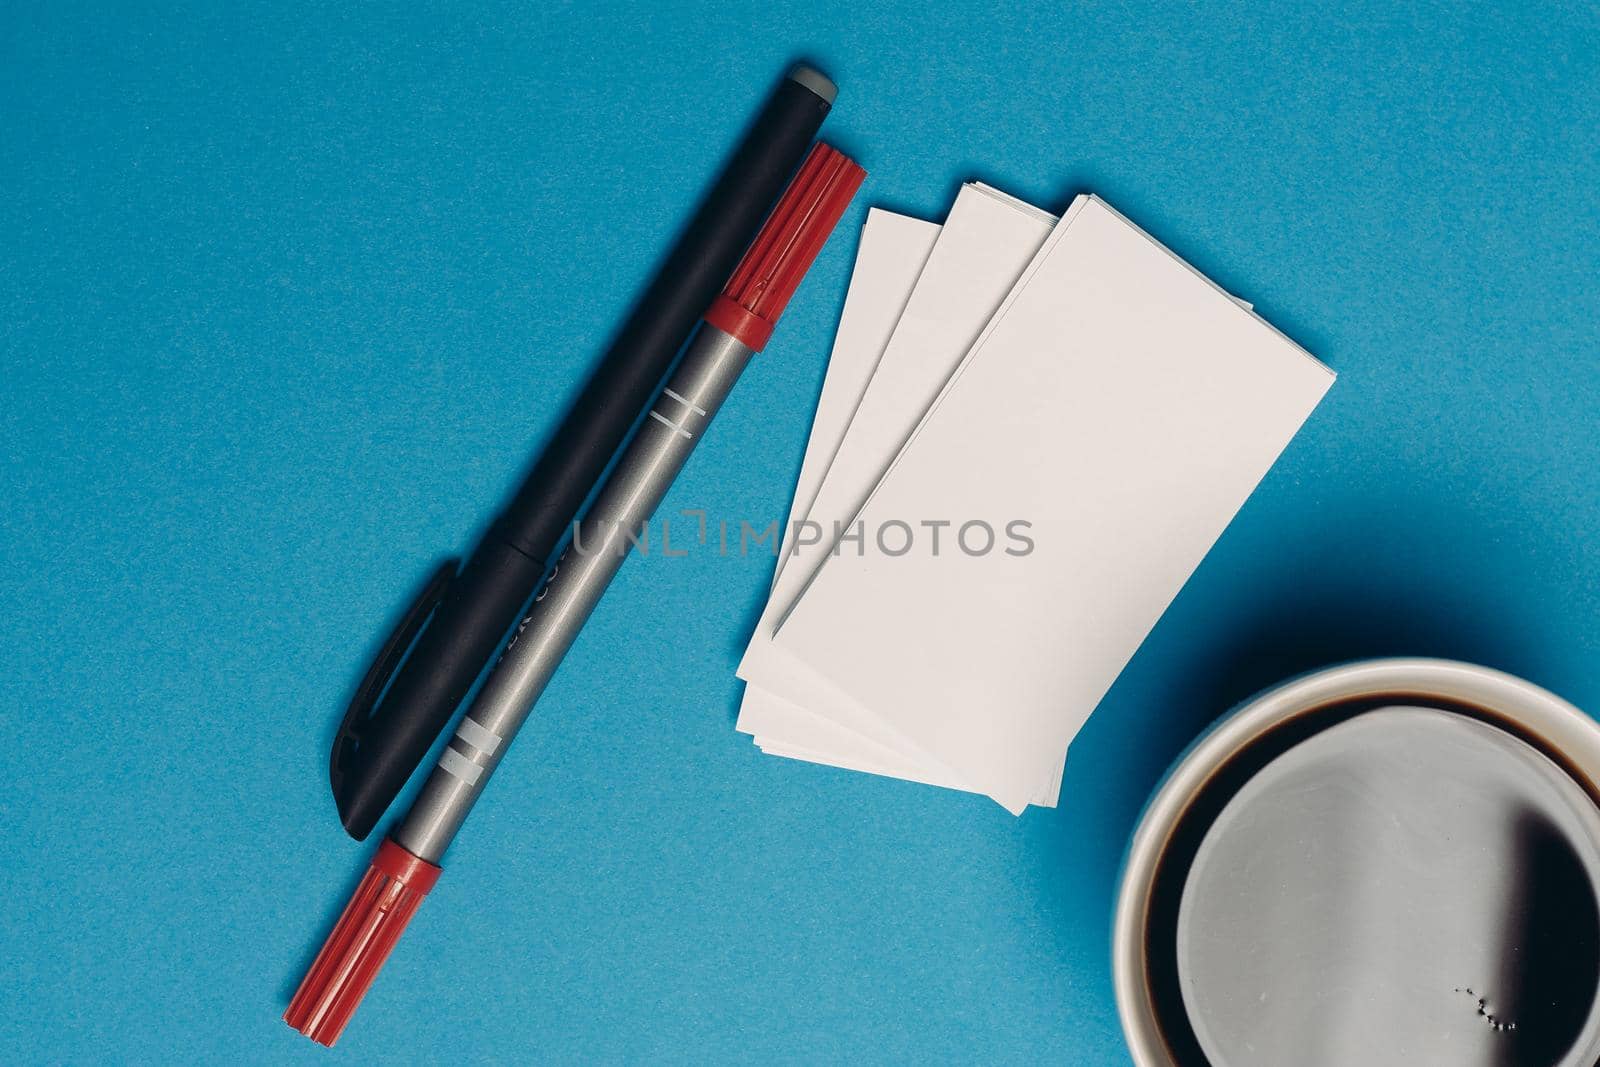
[395,141,863,865]
[396,327,754,863]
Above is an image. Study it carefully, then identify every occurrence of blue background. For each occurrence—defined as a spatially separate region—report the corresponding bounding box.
[3,2,1598,1063]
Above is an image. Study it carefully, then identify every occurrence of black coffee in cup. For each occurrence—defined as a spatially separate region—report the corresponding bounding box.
[1144,699,1600,1067]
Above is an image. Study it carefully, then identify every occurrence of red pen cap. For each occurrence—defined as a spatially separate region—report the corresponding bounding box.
[705,142,866,352]
[283,838,441,1047]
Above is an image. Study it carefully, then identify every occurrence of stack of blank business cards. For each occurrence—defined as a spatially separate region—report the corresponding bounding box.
[735,184,1335,813]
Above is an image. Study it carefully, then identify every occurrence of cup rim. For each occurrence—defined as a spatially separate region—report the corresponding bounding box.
[1111,657,1600,1067]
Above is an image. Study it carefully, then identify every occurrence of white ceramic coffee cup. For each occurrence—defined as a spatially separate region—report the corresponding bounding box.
[1112,658,1600,1066]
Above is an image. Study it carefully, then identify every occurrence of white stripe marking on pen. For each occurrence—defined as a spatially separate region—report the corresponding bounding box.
[456,716,501,757]
[662,388,706,416]
[439,745,483,786]
[649,410,693,439]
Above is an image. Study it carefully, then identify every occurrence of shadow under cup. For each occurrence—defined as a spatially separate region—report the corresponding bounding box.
[1113,660,1600,1067]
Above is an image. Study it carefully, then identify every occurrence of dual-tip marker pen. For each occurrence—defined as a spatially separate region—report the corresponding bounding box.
[286,142,865,1046]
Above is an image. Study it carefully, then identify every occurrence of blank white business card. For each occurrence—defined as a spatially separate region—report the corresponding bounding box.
[737,184,1062,803]
[772,196,1335,814]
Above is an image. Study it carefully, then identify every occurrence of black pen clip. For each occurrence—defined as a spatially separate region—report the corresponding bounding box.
[330,558,460,796]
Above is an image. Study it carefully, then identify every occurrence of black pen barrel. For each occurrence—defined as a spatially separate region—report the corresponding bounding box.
[331,66,834,841]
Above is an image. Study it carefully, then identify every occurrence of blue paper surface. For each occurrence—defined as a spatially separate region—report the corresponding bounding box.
[2,2,1598,1062]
